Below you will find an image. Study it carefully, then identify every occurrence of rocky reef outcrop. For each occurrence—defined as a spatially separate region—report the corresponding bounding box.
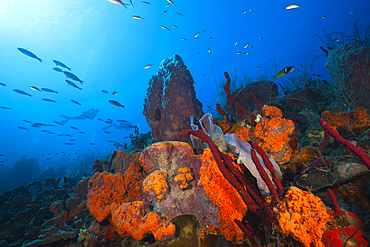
[143,55,203,144]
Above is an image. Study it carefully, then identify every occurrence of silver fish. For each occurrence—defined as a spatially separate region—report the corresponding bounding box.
[109,100,125,108]
[17,48,42,63]
[107,0,130,8]
[29,86,41,91]
[71,100,81,106]
[52,67,63,72]
[66,80,82,90]
[13,89,32,97]
[63,71,83,84]
[42,98,57,103]
[53,60,71,70]
[41,88,58,94]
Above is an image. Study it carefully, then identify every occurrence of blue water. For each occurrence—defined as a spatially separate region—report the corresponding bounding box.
[0,0,369,173]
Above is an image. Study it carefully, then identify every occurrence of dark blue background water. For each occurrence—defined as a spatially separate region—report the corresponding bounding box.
[0,0,369,173]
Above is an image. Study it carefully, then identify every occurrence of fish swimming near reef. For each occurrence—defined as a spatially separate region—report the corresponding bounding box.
[101,90,109,94]
[41,88,58,94]
[53,60,71,71]
[66,80,82,90]
[109,100,125,108]
[13,89,32,97]
[18,126,28,130]
[42,98,57,103]
[272,66,295,79]
[52,67,63,72]
[107,0,130,8]
[29,86,41,91]
[0,106,11,110]
[0,82,6,87]
[71,100,81,106]
[17,48,42,63]
[63,71,84,84]
[59,108,99,125]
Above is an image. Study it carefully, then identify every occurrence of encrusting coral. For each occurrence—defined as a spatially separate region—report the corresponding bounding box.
[199,148,248,242]
[111,200,176,243]
[273,186,330,247]
[143,170,168,200]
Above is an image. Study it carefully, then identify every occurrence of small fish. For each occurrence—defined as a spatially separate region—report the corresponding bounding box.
[209,37,212,40]
[90,143,96,145]
[64,71,83,84]
[32,123,46,127]
[235,40,238,45]
[117,119,128,122]
[112,91,117,95]
[181,38,187,41]
[145,64,153,69]
[167,0,176,6]
[41,130,49,132]
[0,82,6,87]
[0,106,11,110]
[133,15,143,19]
[108,140,115,142]
[142,1,150,4]
[79,131,86,134]
[70,139,77,141]
[257,67,260,69]
[161,25,170,30]
[163,10,167,14]
[52,67,63,72]
[109,100,125,108]
[23,120,32,123]
[66,80,82,90]
[18,126,28,130]
[249,8,252,13]
[243,52,246,55]
[54,121,61,125]
[41,88,58,94]
[259,37,263,39]
[165,3,170,7]
[71,100,81,106]
[208,49,211,53]
[104,131,112,134]
[249,45,253,48]
[64,143,75,145]
[333,38,340,42]
[47,131,55,134]
[101,90,109,93]
[107,0,130,8]
[272,66,295,79]
[13,89,32,97]
[52,60,71,71]
[322,15,326,18]
[42,98,57,103]
[172,25,178,28]
[233,68,236,71]
[70,126,79,130]
[194,31,200,39]
[97,118,104,121]
[286,5,300,9]
[237,52,242,54]
[242,10,246,15]
[350,11,356,14]
[176,13,182,16]
[29,86,41,91]
[244,43,249,48]
[17,48,42,63]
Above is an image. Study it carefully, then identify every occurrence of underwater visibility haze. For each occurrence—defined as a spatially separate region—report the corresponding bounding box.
[0,0,370,246]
